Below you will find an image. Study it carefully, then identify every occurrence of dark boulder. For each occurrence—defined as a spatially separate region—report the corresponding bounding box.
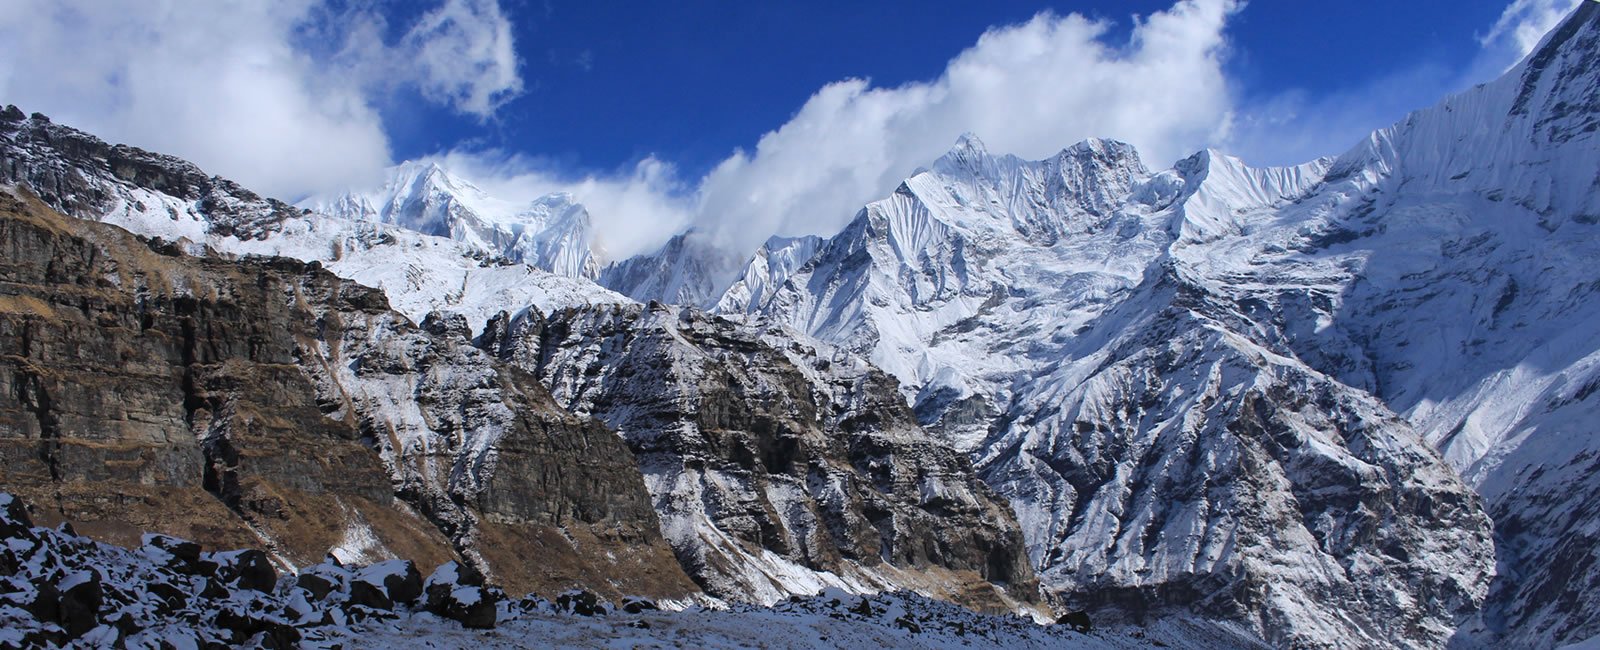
[296,572,339,601]
[620,596,658,614]
[204,550,276,593]
[1055,610,1092,633]
[57,570,104,638]
[556,589,609,617]
[347,579,394,611]
[0,495,35,541]
[424,562,499,629]
[141,534,204,574]
[356,560,423,606]
[147,581,189,615]
[213,608,301,648]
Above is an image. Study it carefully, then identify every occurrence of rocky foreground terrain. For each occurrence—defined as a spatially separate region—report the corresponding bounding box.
[2,490,1255,648]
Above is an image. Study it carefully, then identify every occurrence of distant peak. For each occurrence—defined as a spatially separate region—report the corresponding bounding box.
[764,233,819,248]
[1056,138,1146,174]
[1063,137,1134,156]
[931,132,996,178]
[951,132,988,155]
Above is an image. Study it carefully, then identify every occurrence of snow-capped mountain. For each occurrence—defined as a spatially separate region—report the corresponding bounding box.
[304,160,604,279]
[0,109,628,329]
[597,229,751,308]
[3,4,1599,648]
[0,100,1050,623]
[714,234,825,315]
[722,133,1496,648]
[719,4,1600,648]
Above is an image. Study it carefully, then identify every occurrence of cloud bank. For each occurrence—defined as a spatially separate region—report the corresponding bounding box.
[0,0,523,199]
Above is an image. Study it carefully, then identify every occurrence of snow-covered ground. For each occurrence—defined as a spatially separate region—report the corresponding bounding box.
[353,589,1261,650]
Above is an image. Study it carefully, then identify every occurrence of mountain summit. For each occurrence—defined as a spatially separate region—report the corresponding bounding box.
[303,161,605,279]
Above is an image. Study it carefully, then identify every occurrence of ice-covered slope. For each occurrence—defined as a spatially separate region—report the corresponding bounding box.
[713,235,825,315]
[732,134,1494,648]
[598,229,750,308]
[726,5,1600,647]
[304,161,603,279]
[1173,6,1600,647]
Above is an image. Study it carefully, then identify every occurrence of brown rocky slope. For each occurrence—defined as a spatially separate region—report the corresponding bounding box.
[0,188,697,600]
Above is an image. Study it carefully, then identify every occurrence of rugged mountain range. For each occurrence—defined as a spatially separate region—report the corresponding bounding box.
[304,161,603,280]
[721,133,1497,648]
[0,93,1041,620]
[712,5,1600,648]
[1,4,1597,648]
[0,186,697,601]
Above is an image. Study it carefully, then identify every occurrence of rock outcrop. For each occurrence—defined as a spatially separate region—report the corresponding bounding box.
[477,302,1040,612]
[0,189,697,600]
[0,104,296,240]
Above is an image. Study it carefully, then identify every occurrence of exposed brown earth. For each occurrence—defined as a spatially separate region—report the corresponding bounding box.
[0,190,697,600]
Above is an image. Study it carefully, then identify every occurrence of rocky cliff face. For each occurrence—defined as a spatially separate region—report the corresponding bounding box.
[731,137,1495,648]
[475,302,1040,613]
[0,105,297,241]
[0,106,629,339]
[716,7,1600,648]
[0,105,1052,617]
[0,189,697,600]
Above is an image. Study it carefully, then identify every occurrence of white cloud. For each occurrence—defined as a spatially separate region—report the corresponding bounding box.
[0,0,523,199]
[1481,0,1583,66]
[402,0,523,118]
[428,150,692,259]
[691,0,1241,252]
[402,0,1243,262]
[3,0,1577,265]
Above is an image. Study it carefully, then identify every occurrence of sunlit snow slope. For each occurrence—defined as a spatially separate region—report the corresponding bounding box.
[722,6,1600,648]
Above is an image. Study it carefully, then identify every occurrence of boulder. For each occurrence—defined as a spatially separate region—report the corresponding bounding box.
[204,550,276,593]
[555,588,609,617]
[1055,611,1092,633]
[296,572,339,601]
[0,495,35,541]
[213,607,301,648]
[347,579,394,611]
[141,534,204,574]
[620,596,658,614]
[424,562,499,629]
[355,560,423,606]
[57,569,104,638]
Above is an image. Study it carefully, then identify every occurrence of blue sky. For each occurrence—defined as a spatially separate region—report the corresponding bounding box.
[0,0,1582,256]
[381,0,1537,178]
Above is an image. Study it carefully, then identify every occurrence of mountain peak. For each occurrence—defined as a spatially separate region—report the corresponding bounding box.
[931,132,995,176]
[952,131,988,153]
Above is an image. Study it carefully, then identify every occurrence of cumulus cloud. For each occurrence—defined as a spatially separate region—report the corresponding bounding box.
[402,0,523,117]
[427,149,692,259]
[0,0,523,199]
[3,0,1576,265]
[692,0,1241,252]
